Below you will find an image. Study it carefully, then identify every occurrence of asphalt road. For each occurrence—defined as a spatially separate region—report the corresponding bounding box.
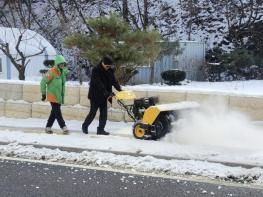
[0,157,262,197]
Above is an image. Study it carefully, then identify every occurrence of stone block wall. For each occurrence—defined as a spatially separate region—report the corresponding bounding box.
[79,86,89,107]
[229,95,263,120]
[186,92,230,106]
[5,100,31,118]
[0,99,5,116]
[62,105,88,121]
[148,91,187,104]
[32,102,51,119]
[23,84,41,102]
[64,86,80,105]
[0,81,263,121]
[0,83,23,100]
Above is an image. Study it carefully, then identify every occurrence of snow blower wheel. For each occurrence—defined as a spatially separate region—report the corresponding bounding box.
[151,113,171,140]
[133,123,146,139]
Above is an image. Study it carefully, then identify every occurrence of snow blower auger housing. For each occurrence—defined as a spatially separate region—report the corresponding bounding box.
[115,91,199,140]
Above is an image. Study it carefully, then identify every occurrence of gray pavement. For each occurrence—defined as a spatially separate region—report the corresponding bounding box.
[0,157,262,197]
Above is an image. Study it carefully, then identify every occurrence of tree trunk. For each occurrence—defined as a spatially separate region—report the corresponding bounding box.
[143,0,149,30]
[187,0,193,40]
[123,0,129,23]
[18,68,25,80]
[149,60,155,84]
[77,64,83,85]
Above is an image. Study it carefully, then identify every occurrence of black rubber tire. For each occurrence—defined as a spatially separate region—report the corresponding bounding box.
[151,113,171,140]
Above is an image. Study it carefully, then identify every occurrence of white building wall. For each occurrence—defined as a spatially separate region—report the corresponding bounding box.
[0,27,57,80]
[129,41,206,84]
[176,41,205,80]
[10,54,56,80]
[0,54,7,79]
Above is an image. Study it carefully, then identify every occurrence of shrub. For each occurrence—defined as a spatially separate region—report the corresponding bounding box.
[203,47,263,81]
[43,60,55,68]
[39,69,48,75]
[161,69,186,85]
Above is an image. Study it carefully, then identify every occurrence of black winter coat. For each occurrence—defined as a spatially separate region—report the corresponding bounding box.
[88,63,121,104]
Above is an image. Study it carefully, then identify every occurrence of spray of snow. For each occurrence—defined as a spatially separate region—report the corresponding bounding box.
[163,98,263,150]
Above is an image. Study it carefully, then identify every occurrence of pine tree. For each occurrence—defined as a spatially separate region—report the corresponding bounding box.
[64,13,161,84]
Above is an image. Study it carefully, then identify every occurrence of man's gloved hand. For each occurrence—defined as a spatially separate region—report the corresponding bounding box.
[108,97,113,104]
[109,92,115,97]
[41,94,46,101]
[107,92,115,104]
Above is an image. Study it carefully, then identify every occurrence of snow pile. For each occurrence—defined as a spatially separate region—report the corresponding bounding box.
[1,143,263,184]
[164,99,263,150]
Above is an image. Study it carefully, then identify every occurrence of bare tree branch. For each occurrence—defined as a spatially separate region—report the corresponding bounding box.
[71,0,94,33]
[143,0,149,30]
[0,28,46,80]
[17,47,46,62]
[122,0,129,23]
[136,0,144,28]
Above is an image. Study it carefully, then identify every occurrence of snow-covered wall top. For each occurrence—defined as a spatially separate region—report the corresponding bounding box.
[1,79,263,97]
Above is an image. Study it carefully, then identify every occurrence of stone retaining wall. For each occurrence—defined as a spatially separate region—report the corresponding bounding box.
[5,100,31,118]
[0,82,263,121]
[0,83,23,100]
[0,99,4,116]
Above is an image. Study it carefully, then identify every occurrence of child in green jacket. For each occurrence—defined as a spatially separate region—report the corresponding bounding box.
[40,55,69,134]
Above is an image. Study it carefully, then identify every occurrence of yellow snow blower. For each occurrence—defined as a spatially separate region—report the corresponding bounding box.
[114,90,199,140]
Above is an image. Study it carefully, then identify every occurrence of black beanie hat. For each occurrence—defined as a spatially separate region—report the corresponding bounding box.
[102,55,113,65]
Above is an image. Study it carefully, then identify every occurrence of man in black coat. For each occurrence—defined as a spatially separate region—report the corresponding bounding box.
[82,55,122,135]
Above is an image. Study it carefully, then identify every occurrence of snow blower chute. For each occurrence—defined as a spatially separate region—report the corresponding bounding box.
[114,90,199,140]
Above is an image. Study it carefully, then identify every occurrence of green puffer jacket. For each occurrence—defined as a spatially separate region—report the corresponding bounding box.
[40,55,69,104]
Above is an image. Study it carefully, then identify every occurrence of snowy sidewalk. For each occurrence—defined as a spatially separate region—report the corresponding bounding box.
[0,117,263,168]
[1,117,263,185]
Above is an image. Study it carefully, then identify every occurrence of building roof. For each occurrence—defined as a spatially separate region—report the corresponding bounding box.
[0,27,56,56]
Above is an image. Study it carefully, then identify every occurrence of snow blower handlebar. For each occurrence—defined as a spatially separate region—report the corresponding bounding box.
[114,90,137,122]
[116,99,137,121]
[114,90,137,100]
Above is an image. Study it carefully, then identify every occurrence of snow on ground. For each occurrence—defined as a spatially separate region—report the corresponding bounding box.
[1,80,263,184]
[0,110,263,184]
[126,80,263,96]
